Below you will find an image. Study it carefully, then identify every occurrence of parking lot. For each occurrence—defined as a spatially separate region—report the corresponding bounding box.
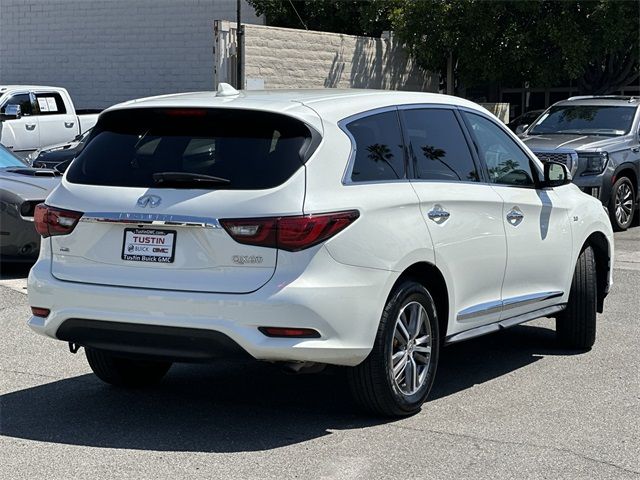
[0,227,638,480]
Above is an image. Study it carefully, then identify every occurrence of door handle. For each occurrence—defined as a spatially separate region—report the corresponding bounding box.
[25,123,36,131]
[64,122,75,128]
[631,146,640,153]
[427,205,450,224]
[506,207,524,226]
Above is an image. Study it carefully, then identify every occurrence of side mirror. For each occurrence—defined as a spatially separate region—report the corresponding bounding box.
[543,161,572,188]
[515,124,529,135]
[0,104,22,120]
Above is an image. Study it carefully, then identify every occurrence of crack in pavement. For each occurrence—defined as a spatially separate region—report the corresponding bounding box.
[388,423,640,476]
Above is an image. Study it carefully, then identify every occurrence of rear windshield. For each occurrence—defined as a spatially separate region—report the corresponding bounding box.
[66,108,316,189]
[529,105,636,136]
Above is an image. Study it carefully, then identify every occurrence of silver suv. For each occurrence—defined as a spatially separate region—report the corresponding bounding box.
[520,96,640,230]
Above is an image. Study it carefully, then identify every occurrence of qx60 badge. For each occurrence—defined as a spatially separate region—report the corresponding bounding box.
[137,195,162,208]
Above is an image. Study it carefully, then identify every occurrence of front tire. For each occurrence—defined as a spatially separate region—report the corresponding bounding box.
[556,246,597,350]
[609,176,635,231]
[85,348,172,387]
[348,280,440,417]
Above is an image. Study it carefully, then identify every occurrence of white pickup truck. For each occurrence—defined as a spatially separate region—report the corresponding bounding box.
[0,85,100,158]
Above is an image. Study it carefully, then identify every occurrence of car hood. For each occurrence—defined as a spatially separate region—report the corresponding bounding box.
[41,139,79,153]
[37,147,79,163]
[0,169,60,201]
[520,134,626,152]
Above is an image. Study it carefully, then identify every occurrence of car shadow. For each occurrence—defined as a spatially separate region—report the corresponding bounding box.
[0,324,585,452]
[431,323,581,400]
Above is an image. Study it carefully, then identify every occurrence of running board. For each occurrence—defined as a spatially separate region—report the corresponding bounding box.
[445,304,567,344]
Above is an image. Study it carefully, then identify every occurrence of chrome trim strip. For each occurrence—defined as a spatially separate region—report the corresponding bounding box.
[447,304,567,344]
[457,300,503,321]
[80,212,221,229]
[337,103,502,187]
[457,291,563,321]
[501,291,564,310]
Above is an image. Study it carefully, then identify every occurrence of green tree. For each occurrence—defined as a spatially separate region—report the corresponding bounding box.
[390,0,640,94]
[247,0,395,37]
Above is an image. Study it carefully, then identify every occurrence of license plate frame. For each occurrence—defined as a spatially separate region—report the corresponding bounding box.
[121,228,177,264]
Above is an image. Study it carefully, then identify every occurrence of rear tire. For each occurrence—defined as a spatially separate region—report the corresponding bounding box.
[556,246,597,350]
[85,348,172,387]
[609,176,635,231]
[348,280,440,417]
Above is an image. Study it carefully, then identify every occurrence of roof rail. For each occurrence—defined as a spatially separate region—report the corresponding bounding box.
[566,95,639,102]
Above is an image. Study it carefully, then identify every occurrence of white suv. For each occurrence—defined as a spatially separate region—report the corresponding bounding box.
[28,86,614,416]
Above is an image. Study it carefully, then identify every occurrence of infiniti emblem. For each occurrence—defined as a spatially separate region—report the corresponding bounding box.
[137,195,162,208]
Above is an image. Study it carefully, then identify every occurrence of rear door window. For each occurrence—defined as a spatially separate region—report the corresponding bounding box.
[34,92,67,115]
[66,108,316,190]
[400,108,479,182]
[345,111,406,182]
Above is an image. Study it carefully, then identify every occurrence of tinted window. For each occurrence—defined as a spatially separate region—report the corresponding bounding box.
[529,105,636,136]
[34,92,67,115]
[464,112,536,187]
[401,109,478,182]
[346,111,405,182]
[0,94,33,116]
[66,108,314,190]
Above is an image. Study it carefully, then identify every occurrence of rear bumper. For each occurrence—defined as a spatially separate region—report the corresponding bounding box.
[56,319,249,362]
[27,246,394,366]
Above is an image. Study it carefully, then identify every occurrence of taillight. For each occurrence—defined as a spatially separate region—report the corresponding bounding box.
[34,204,83,238]
[220,210,359,252]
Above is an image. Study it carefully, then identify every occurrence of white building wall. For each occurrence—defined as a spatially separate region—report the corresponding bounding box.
[0,0,262,108]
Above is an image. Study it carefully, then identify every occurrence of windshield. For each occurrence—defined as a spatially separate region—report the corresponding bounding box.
[0,144,28,167]
[529,105,636,136]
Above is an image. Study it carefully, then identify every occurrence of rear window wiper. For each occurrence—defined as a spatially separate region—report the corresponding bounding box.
[152,171,231,186]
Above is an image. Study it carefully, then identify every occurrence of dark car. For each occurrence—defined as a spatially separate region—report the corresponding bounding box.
[520,96,640,231]
[27,128,91,171]
[507,109,544,133]
[0,144,60,262]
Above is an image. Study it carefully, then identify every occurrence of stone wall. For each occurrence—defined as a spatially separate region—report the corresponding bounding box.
[216,22,438,92]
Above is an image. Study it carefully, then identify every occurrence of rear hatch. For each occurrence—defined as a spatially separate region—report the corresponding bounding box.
[48,107,319,293]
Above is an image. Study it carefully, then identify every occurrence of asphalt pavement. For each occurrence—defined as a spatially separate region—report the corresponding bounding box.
[0,228,639,479]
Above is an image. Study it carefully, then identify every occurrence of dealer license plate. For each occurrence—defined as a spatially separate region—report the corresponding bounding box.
[122,228,176,263]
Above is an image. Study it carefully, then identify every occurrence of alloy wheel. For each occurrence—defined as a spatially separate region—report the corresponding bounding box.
[615,181,634,227]
[391,301,433,396]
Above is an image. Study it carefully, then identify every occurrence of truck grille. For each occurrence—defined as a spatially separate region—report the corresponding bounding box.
[531,150,578,176]
[532,152,571,165]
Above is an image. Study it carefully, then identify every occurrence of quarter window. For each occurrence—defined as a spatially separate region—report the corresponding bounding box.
[34,92,67,115]
[0,93,33,116]
[401,108,479,182]
[346,111,405,182]
[464,112,537,187]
